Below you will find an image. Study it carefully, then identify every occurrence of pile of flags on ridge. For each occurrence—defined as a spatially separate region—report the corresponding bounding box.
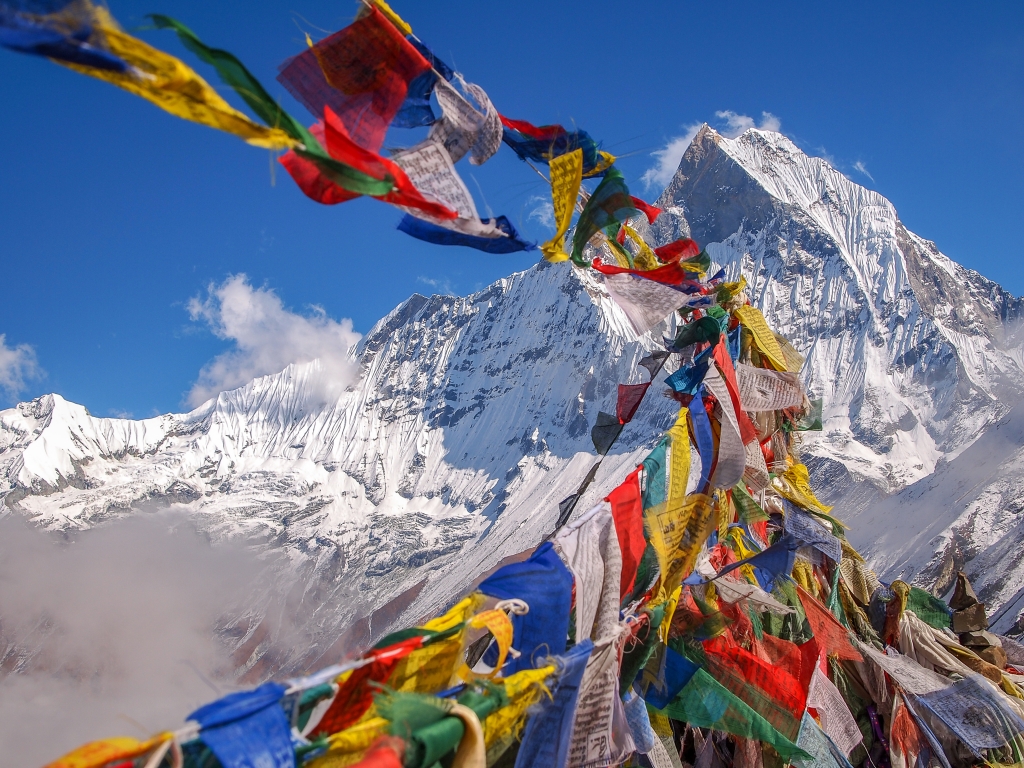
[10,3,1024,768]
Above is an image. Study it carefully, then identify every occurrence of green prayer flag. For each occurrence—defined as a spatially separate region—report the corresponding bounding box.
[571,167,638,264]
[656,668,809,760]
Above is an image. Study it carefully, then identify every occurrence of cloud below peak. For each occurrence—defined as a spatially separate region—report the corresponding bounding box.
[186,275,361,408]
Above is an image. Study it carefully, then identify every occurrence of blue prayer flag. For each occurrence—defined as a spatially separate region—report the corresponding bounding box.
[188,682,295,768]
[478,541,573,673]
[514,639,593,768]
[398,214,536,253]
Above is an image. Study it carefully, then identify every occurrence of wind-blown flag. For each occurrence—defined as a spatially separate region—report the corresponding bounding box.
[571,167,638,264]
[277,6,430,152]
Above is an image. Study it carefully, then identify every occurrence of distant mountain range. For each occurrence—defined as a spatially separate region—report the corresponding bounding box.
[4,125,1023,677]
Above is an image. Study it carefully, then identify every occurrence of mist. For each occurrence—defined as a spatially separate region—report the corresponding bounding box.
[0,512,283,768]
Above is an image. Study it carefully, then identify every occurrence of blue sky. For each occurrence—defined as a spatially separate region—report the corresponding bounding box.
[1,0,1022,417]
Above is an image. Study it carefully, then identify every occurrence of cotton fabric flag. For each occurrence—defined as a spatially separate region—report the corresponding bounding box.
[430,77,503,165]
[568,627,637,767]
[478,542,573,673]
[554,502,623,643]
[188,682,295,768]
[514,639,594,768]
[606,467,646,599]
[0,0,128,70]
[541,149,584,263]
[276,6,429,152]
[571,168,638,264]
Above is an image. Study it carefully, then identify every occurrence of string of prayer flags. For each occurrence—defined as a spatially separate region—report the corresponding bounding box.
[276,6,429,153]
[540,149,584,263]
[31,5,1024,767]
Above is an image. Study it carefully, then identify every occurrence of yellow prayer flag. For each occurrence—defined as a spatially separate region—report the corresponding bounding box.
[457,608,514,681]
[733,305,790,372]
[311,717,390,768]
[44,733,172,768]
[371,0,413,36]
[60,9,296,150]
[582,150,617,177]
[482,666,553,747]
[791,558,819,596]
[540,149,583,263]
[623,223,660,271]
[389,594,483,693]
[646,494,715,595]
[773,463,832,514]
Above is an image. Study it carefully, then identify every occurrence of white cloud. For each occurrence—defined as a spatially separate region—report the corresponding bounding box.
[526,194,556,232]
[186,275,361,407]
[640,123,702,191]
[416,275,455,295]
[0,334,42,399]
[715,110,781,138]
[853,160,875,182]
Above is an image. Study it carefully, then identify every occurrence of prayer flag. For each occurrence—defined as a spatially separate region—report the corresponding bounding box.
[478,542,573,673]
[629,196,662,224]
[188,682,295,768]
[606,467,646,599]
[654,239,701,264]
[397,214,535,253]
[514,640,594,768]
[0,1,128,71]
[541,149,584,263]
[276,6,429,152]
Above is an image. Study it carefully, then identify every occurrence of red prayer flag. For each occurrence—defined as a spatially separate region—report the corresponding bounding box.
[321,107,457,220]
[654,238,701,263]
[616,382,650,425]
[499,114,565,141]
[796,585,863,662]
[605,467,646,599]
[278,121,363,205]
[712,340,760,445]
[311,636,424,737]
[616,225,627,245]
[629,196,662,224]
[277,7,429,152]
[704,633,807,719]
[592,258,702,288]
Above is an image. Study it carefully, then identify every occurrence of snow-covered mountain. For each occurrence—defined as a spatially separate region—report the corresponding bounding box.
[3,125,1024,676]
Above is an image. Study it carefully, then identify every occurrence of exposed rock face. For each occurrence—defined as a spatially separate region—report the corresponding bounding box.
[3,125,1024,673]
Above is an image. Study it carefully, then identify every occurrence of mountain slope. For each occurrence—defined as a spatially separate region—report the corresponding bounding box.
[3,125,1024,672]
[655,125,1024,493]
